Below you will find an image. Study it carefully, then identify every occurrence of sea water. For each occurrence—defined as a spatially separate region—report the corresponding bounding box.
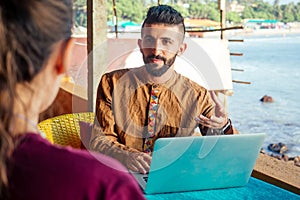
[228,34,300,157]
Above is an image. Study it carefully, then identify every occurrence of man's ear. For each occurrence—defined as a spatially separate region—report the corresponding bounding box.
[138,39,143,53]
[177,43,187,56]
[55,38,75,74]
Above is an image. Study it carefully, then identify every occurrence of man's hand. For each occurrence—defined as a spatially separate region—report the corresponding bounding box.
[126,152,152,174]
[195,91,227,129]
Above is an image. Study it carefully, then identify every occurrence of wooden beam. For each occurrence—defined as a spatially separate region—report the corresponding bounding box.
[232,80,251,84]
[230,52,244,56]
[228,39,244,42]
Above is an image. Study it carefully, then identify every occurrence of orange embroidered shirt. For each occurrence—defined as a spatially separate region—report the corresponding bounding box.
[90,67,233,163]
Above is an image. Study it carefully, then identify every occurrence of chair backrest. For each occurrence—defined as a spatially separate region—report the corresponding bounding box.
[38,112,95,149]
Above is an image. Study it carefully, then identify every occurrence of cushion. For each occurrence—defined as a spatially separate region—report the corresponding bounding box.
[79,121,93,150]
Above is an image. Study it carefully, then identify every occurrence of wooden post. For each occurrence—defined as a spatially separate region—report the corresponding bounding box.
[87,0,107,112]
[112,0,118,38]
[218,0,226,40]
[218,0,228,111]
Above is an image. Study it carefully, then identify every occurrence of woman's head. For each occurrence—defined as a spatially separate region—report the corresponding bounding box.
[0,0,73,196]
[0,0,73,85]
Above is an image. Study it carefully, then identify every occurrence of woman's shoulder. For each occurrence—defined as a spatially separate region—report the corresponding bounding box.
[14,133,128,178]
[11,133,145,200]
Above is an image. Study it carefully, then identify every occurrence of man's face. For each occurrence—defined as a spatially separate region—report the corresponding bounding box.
[138,24,186,77]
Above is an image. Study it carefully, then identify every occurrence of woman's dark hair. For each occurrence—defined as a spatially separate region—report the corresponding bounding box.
[0,0,73,197]
[142,5,185,37]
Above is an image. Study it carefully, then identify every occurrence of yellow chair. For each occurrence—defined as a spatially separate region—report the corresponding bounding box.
[38,112,95,149]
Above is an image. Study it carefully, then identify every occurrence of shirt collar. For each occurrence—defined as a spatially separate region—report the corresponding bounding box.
[133,66,179,88]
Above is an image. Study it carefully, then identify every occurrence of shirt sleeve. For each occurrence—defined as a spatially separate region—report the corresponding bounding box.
[90,73,142,167]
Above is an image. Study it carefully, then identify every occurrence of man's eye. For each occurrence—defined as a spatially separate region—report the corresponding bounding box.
[144,37,154,43]
[162,39,172,45]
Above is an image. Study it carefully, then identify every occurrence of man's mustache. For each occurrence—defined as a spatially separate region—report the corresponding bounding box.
[146,55,167,63]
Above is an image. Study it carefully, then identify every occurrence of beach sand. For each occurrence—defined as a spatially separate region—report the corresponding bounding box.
[253,153,300,194]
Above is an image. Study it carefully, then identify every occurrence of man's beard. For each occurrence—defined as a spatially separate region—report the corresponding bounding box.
[143,54,177,77]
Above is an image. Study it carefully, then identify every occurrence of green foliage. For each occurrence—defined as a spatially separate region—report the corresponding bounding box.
[227,11,242,24]
[73,0,300,28]
[108,0,147,23]
[73,0,87,27]
[241,6,255,19]
[206,5,220,21]
[172,5,189,18]
[281,4,295,23]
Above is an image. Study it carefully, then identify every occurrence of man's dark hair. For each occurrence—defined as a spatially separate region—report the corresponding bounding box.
[142,5,185,36]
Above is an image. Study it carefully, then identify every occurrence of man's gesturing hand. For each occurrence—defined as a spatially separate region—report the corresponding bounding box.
[195,91,228,129]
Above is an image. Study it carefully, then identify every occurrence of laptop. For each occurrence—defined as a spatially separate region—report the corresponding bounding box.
[131,133,266,194]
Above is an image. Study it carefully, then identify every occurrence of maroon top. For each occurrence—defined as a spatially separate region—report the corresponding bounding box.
[9,133,145,200]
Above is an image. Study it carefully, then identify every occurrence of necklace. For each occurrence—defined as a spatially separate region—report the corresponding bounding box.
[14,114,46,138]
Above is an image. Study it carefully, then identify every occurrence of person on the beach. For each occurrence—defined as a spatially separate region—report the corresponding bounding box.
[90,5,235,174]
[0,0,145,199]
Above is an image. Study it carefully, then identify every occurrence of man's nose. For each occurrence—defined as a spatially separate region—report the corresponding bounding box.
[151,40,163,55]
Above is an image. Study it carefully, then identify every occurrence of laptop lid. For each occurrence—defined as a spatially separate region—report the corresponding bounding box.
[142,133,266,194]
